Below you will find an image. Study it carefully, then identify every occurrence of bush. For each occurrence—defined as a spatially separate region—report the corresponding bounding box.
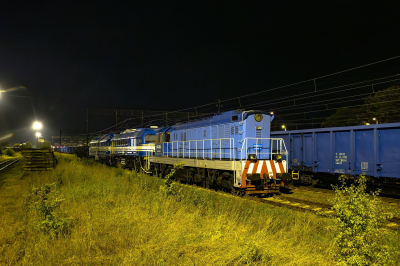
[159,161,185,197]
[2,148,15,156]
[28,183,73,237]
[75,145,89,158]
[329,174,395,265]
[22,141,33,148]
[38,140,52,149]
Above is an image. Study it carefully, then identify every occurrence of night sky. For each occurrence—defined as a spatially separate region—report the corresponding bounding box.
[0,1,399,145]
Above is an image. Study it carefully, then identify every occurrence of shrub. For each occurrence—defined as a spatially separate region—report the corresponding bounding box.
[28,183,73,237]
[329,174,395,265]
[2,148,15,156]
[75,145,89,158]
[38,140,52,149]
[159,161,185,197]
[22,141,32,148]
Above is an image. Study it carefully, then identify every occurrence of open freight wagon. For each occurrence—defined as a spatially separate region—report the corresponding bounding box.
[271,123,400,183]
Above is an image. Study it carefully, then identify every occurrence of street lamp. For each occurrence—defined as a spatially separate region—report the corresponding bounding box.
[372,117,378,124]
[282,125,286,131]
[32,121,42,130]
[35,132,41,147]
[32,121,42,148]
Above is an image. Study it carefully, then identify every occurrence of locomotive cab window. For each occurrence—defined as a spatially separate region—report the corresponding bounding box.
[232,115,238,121]
[164,132,170,142]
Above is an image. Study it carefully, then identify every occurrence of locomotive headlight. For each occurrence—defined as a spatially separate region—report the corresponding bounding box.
[248,154,257,162]
[254,113,263,122]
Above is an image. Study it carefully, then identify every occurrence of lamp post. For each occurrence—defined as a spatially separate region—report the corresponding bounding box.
[35,132,41,146]
[282,125,286,131]
[32,121,42,148]
[372,117,378,124]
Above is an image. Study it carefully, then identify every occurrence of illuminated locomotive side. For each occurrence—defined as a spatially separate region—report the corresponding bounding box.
[150,110,290,194]
[89,133,114,162]
[110,128,156,170]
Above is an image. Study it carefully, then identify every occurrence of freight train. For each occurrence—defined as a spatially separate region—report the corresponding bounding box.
[88,110,291,195]
[271,123,400,192]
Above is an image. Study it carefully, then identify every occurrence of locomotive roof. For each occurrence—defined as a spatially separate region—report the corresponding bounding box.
[99,133,114,142]
[112,128,155,140]
[170,110,270,130]
[90,134,110,144]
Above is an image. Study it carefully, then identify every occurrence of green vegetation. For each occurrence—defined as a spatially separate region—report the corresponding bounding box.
[0,155,399,265]
[21,141,32,148]
[38,140,52,149]
[27,183,74,237]
[75,145,89,158]
[323,86,400,127]
[2,148,15,156]
[328,175,395,265]
[159,161,185,197]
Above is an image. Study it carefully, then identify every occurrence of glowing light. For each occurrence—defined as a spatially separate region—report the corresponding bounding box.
[270,112,274,115]
[35,132,41,137]
[32,121,42,130]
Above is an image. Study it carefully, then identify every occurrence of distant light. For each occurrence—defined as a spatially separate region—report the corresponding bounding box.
[281,125,286,128]
[366,123,370,125]
[35,132,41,137]
[32,121,42,130]
[270,112,274,115]
[372,117,376,121]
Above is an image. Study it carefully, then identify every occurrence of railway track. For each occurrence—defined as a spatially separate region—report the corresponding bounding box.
[191,184,400,230]
[0,158,22,171]
[260,192,400,230]
[293,185,400,207]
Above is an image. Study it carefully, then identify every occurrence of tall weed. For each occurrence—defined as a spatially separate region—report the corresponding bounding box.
[330,174,395,265]
[27,183,73,237]
[159,161,185,198]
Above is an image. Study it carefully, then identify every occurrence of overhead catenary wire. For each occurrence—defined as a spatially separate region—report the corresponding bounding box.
[86,56,400,136]
[141,55,400,115]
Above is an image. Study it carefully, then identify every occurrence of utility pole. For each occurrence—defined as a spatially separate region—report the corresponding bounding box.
[86,109,89,146]
[115,109,118,130]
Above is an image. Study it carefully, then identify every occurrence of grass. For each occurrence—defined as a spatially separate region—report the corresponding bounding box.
[0,151,22,163]
[0,153,399,265]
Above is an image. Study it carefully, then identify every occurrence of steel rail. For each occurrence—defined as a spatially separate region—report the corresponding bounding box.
[294,185,400,207]
[0,159,11,166]
[0,158,22,171]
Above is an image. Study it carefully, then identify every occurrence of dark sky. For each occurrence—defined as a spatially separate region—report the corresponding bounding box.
[0,1,399,144]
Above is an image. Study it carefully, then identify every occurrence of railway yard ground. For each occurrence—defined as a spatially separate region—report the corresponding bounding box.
[0,153,400,265]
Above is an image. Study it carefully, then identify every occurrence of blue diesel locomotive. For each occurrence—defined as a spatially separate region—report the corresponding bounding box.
[89,110,290,195]
[149,110,290,194]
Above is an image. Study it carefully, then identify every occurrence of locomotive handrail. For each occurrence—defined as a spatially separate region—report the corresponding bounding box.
[163,137,288,162]
[164,138,236,160]
[239,137,288,175]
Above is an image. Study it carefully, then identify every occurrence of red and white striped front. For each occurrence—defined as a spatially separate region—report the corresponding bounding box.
[241,160,287,181]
